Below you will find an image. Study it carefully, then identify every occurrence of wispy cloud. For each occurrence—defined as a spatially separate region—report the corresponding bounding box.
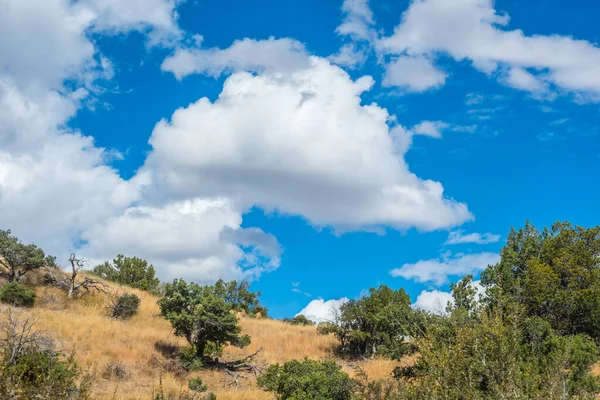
[446,230,501,245]
[390,252,500,286]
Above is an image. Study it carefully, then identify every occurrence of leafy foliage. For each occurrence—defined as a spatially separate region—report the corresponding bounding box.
[0,229,56,282]
[158,279,250,358]
[395,309,600,399]
[257,358,354,400]
[282,315,315,326]
[0,283,36,308]
[108,293,140,320]
[91,255,160,293]
[481,221,600,339]
[321,285,423,359]
[212,279,268,317]
[0,310,91,399]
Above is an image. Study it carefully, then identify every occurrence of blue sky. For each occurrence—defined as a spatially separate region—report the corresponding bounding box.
[1,0,599,320]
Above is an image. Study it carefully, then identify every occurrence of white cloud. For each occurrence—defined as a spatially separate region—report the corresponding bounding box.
[383,55,447,92]
[452,125,478,133]
[336,0,375,41]
[465,93,484,105]
[329,0,374,70]
[329,43,369,69]
[412,120,450,139]
[0,0,282,284]
[502,67,548,94]
[390,252,500,286]
[296,298,349,324]
[144,57,472,232]
[80,198,281,283]
[162,37,311,80]
[413,278,486,314]
[446,230,501,245]
[82,0,182,43]
[377,0,600,100]
[0,0,179,261]
[412,290,453,314]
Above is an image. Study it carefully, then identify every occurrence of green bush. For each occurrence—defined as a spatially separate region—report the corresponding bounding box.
[257,358,354,400]
[109,293,140,319]
[282,315,315,326]
[0,282,36,307]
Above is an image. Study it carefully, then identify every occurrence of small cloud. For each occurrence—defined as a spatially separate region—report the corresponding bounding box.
[413,279,485,314]
[465,93,484,105]
[540,105,555,113]
[296,298,349,323]
[549,118,570,126]
[291,282,311,297]
[412,120,450,138]
[412,290,453,314]
[537,131,558,141]
[446,230,501,245]
[452,125,478,134]
[390,252,500,286]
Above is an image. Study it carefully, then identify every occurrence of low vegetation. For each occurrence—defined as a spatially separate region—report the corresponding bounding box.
[108,293,140,320]
[282,315,315,326]
[257,358,354,400]
[0,282,36,308]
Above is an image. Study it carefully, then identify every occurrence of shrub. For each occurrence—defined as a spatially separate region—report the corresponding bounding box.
[0,310,91,399]
[283,315,315,326]
[257,358,355,400]
[0,282,36,307]
[103,361,128,381]
[109,293,140,319]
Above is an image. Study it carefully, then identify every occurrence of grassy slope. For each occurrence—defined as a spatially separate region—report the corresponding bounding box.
[8,275,400,400]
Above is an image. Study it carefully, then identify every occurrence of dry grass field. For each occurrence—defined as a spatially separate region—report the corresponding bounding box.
[3,273,401,400]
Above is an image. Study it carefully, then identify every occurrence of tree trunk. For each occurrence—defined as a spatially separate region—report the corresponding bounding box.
[195,340,207,358]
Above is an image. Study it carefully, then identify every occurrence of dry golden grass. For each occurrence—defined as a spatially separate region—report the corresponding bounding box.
[2,273,402,400]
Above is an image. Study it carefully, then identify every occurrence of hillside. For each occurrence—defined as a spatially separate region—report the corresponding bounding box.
[10,274,399,400]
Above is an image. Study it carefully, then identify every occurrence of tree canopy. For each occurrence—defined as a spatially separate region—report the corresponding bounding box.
[91,254,160,292]
[321,285,424,359]
[157,279,250,358]
[0,229,56,282]
[481,221,600,339]
[213,279,268,317]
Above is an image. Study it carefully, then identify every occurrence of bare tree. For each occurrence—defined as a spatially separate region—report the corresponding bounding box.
[45,253,110,298]
[0,309,52,366]
[66,253,110,299]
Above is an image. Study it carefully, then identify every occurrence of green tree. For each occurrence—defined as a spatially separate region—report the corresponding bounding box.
[0,229,56,282]
[91,254,160,292]
[257,358,354,400]
[212,279,268,317]
[481,221,600,339]
[323,285,422,359]
[157,279,250,358]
